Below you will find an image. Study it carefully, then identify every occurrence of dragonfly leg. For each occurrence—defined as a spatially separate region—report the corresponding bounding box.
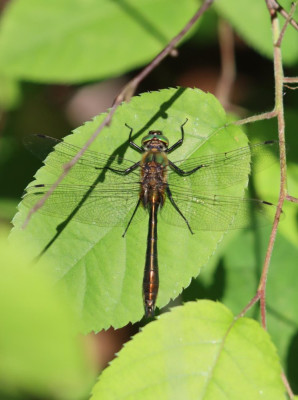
[125,123,143,152]
[169,159,205,176]
[109,160,140,175]
[122,198,141,237]
[166,185,194,234]
[166,118,188,154]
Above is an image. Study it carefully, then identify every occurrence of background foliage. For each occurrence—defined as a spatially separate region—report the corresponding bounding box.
[0,0,297,399]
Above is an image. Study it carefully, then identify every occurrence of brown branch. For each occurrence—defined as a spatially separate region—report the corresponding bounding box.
[233,110,277,125]
[237,1,295,397]
[266,0,298,30]
[115,0,215,104]
[232,1,296,395]
[284,77,298,83]
[275,1,297,47]
[22,0,214,229]
[284,84,298,90]
[286,194,298,203]
[283,76,298,90]
[237,293,260,318]
[281,370,295,400]
[256,0,288,329]
[215,19,236,109]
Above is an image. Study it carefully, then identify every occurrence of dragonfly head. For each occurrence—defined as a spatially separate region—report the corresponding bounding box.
[141,130,169,151]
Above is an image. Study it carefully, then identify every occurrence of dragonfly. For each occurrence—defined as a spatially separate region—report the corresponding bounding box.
[23,120,278,317]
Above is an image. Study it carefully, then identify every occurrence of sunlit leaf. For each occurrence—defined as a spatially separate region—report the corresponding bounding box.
[92,301,284,400]
[11,88,251,331]
[0,232,96,399]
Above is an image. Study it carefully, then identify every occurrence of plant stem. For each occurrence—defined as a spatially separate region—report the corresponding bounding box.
[258,0,288,324]
[234,110,277,125]
[216,20,236,109]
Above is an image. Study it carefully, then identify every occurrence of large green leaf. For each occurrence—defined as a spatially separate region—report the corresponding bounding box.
[11,88,250,331]
[91,301,284,400]
[0,232,96,399]
[215,0,298,65]
[0,0,198,83]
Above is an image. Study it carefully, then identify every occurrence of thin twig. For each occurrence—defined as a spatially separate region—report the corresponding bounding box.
[275,1,297,47]
[254,1,294,397]
[281,370,295,399]
[233,1,295,395]
[283,77,298,82]
[283,76,298,90]
[115,0,214,104]
[22,0,214,229]
[284,84,298,90]
[22,101,119,228]
[266,0,298,30]
[237,293,260,318]
[215,19,236,109]
[286,194,298,203]
[233,110,277,125]
[257,0,288,330]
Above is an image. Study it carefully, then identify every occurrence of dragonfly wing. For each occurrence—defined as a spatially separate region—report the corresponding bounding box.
[160,191,276,231]
[23,183,146,227]
[168,141,278,192]
[24,134,140,185]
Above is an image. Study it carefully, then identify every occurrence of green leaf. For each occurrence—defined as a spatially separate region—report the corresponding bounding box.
[0,232,96,399]
[0,197,18,221]
[11,88,249,331]
[0,74,21,110]
[249,110,298,247]
[91,301,284,400]
[215,0,298,65]
[0,0,198,83]
[220,227,298,391]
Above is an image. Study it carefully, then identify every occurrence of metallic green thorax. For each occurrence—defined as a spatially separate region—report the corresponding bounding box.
[141,130,169,149]
[143,152,168,166]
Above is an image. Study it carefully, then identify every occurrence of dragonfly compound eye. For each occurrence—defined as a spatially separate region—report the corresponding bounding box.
[141,131,169,148]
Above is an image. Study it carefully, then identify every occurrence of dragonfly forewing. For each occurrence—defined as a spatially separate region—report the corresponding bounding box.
[169,140,279,192]
[23,183,145,227]
[24,134,140,185]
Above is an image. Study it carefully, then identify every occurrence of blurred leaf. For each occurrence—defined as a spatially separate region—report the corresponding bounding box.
[0,198,18,221]
[0,232,96,399]
[91,301,284,400]
[0,0,198,83]
[11,88,249,331]
[0,75,21,109]
[192,7,218,46]
[221,226,298,391]
[246,109,298,246]
[215,0,298,65]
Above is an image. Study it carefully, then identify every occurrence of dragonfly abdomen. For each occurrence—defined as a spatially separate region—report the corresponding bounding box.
[143,200,159,317]
[140,152,168,316]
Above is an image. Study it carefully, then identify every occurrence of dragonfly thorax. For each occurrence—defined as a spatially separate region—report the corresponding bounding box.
[141,130,169,151]
[140,155,167,209]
